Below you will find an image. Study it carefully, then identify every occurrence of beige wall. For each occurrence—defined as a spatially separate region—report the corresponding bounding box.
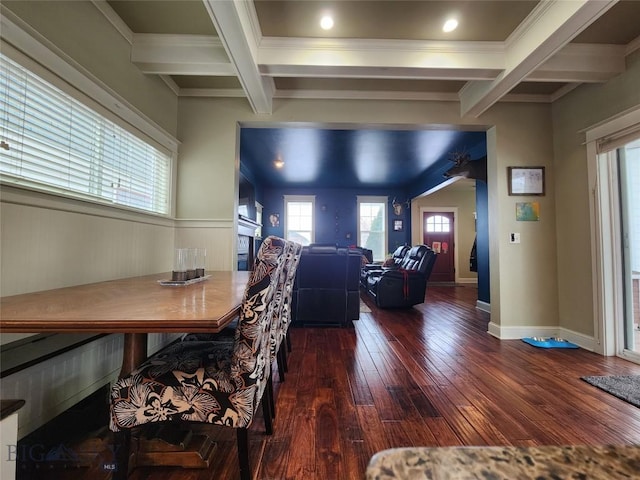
[411,183,478,282]
[551,50,640,336]
[0,2,183,437]
[0,188,174,296]
[177,97,558,333]
[0,1,180,296]
[4,0,638,341]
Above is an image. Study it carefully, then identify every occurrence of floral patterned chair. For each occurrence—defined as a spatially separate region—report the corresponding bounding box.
[269,240,302,382]
[182,239,302,402]
[109,236,288,480]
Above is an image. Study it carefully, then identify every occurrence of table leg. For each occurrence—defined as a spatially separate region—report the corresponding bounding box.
[112,333,147,479]
[119,333,147,378]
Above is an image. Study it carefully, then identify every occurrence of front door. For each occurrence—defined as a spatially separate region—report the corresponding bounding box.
[423,212,455,283]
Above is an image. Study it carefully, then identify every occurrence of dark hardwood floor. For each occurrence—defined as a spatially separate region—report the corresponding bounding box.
[19,285,640,479]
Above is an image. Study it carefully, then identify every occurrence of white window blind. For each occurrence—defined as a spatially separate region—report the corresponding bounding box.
[0,53,170,215]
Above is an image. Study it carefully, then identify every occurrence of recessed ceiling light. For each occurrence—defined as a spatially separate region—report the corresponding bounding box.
[443,18,458,33]
[320,15,334,30]
[274,155,285,169]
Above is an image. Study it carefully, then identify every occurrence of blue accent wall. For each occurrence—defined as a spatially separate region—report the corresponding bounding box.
[475,180,490,303]
[261,187,411,251]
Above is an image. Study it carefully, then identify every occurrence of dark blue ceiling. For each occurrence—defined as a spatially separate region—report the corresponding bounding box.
[240,126,487,190]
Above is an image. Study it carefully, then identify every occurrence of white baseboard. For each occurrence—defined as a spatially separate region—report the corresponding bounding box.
[487,322,596,351]
[456,278,478,285]
[476,300,491,313]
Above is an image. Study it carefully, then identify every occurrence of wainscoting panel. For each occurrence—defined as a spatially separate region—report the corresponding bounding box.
[1,332,182,440]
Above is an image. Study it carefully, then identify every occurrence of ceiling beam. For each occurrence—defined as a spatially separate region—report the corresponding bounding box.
[202,0,273,114]
[131,34,235,75]
[459,0,619,118]
[130,31,626,84]
[528,43,625,82]
[259,37,505,80]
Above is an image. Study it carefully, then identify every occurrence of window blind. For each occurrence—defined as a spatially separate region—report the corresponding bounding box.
[0,53,170,215]
[596,123,640,154]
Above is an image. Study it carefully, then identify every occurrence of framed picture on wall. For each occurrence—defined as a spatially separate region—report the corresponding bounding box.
[508,167,545,196]
[393,220,403,232]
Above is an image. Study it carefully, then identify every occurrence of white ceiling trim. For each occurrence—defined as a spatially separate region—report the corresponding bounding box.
[179,88,246,98]
[128,30,625,84]
[627,34,640,55]
[203,0,273,114]
[131,34,235,76]
[177,87,552,104]
[549,82,581,102]
[159,75,180,96]
[258,37,506,72]
[261,65,501,81]
[91,0,133,44]
[273,89,461,102]
[87,0,633,115]
[459,0,618,118]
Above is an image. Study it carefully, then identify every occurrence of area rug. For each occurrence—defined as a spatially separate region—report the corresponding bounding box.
[581,375,640,408]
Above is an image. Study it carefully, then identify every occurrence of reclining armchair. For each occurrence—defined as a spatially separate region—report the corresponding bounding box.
[360,245,409,288]
[365,245,437,308]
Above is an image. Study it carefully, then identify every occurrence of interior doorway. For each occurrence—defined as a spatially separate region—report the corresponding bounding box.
[422,210,456,283]
[589,111,640,364]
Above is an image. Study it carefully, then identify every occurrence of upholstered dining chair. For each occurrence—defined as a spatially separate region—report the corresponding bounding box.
[269,240,302,383]
[183,239,302,389]
[109,236,288,480]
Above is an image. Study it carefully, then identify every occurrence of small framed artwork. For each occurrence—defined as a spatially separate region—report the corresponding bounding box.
[516,202,540,221]
[508,167,545,196]
[393,219,403,232]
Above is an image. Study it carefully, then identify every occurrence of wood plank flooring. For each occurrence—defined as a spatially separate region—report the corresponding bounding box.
[18,285,640,479]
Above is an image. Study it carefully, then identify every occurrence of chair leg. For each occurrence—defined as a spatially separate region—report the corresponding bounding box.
[286,330,292,352]
[267,372,276,420]
[237,428,250,480]
[281,344,289,373]
[263,378,274,434]
[276,346,286,382]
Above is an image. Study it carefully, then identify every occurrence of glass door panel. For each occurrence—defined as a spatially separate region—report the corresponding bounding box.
[619,138,640,358]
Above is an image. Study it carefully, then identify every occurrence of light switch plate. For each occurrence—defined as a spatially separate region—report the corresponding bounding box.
[510,233,521,244]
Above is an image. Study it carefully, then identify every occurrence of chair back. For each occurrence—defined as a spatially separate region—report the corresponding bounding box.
[397,245,424,271]
[269,240,302,360]
[391,245,410,265]
[230,236,288,418]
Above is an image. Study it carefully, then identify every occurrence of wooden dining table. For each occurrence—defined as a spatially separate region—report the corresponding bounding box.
[1,271,252,476]
[0,271,250,377]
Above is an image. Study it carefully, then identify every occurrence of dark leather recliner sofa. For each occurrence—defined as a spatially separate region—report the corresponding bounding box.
[360,245,409,288]
[291,244,362,327]
[364,244,437,308]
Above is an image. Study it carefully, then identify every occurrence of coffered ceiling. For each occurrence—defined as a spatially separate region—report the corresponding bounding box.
[89,1,640,191]
[100,0,640,117]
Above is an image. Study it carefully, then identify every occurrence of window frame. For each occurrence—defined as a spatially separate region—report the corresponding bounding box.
[0,30,177,218]
[283,195,315,245]
[357,195,388,261]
